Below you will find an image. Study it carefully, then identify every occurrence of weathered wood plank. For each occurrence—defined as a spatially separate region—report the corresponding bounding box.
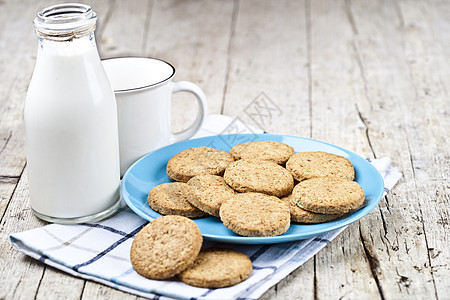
[222,0,310,136]
[0,176,19,220]
[81,281,143,300]
[0,1,48,297]
[347,0,448,298]
[308,0,372,153]
[35,268,84,300]
[316,226,380,299]
[261,258,315,300]
[97,0,152,58]
[0,0,53,224]
[396,0,450,297]
[0,133,26,220]
[1,170,86,300]
[143,0,235,133]
[0,0,40,219]
[0,169,46,299]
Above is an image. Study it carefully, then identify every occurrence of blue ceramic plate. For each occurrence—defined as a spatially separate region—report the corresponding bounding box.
[121,134,384,244]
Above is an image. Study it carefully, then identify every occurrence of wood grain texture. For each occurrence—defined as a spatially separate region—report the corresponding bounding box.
[97,0,152,57]
[348,0,449,298]
[144,0,235,132]
[35,268,84,300]
[0,0,448,299]
[81,281,142,300]
[0,2,47,296]
[398,2,450,297]
[222,0,310,136]
[0,169,46,300]
[0,0,39,220]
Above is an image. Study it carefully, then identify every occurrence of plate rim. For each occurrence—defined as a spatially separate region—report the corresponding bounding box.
[121,133,384,244]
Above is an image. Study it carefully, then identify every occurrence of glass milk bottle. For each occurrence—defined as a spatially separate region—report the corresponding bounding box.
[24,3,121,223]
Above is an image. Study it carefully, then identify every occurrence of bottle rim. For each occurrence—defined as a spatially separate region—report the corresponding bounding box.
[34,3,97,41]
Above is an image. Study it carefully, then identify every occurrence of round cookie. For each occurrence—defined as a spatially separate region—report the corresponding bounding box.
[281,194,343,223]
[229,141,295,164]
[130,215,203,280]
[292,177,365,214]
[148,182,208,218]
[219,192,290,237]
[178,247,253,288]
[166,147,234,182]
[187,175,236,217]
[223,159,294,197]
[286,151,355,182]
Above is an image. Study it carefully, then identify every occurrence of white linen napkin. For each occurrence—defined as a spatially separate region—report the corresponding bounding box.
[10,114,402,300]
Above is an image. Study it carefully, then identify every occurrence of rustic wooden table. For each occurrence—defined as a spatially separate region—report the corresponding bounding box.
[1,0,448,299]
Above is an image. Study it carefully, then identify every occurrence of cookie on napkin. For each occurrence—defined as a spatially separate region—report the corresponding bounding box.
[178,247,253,288]
[130,215,203,280]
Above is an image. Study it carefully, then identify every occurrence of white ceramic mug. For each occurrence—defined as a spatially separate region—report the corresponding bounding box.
[102,57,207,176]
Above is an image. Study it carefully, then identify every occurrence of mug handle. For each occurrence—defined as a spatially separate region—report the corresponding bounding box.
[171,81,207,143]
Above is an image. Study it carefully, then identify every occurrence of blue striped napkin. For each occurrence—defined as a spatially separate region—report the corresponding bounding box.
[10,114,401,300]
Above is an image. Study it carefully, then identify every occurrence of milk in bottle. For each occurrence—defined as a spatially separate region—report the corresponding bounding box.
[24,3,121,223]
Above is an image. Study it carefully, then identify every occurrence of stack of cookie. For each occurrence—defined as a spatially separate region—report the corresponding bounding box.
[130,215,253,287]
[148,141,365,238]
[285,152,365,223]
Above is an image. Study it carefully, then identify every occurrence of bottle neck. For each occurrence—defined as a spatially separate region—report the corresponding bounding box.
[34,3,97,42]
[38,32,97,57]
